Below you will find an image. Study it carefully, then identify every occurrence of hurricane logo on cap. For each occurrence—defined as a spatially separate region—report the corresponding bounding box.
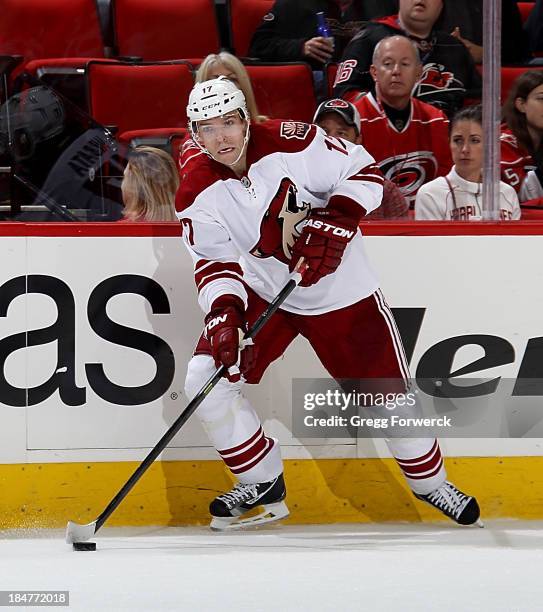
[324,100,350,109]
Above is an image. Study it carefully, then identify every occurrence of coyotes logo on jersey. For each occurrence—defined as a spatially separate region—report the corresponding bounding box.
[250,177,311,265]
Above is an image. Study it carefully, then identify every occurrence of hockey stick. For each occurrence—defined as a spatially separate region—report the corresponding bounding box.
[66,261,307,544]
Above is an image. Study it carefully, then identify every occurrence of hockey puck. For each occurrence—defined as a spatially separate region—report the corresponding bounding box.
[73,542,96,551]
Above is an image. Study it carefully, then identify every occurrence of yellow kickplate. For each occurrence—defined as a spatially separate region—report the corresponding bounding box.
[0,457,542,529]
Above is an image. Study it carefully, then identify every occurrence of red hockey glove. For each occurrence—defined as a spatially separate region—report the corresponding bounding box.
[289,197,361,287]
[204,295,255,382]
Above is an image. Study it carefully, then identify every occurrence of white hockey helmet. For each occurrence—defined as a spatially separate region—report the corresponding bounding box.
[187,76,249,131]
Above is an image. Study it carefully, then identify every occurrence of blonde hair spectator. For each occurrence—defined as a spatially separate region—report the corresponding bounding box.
[196,52,267,123]
[121,146,179,222]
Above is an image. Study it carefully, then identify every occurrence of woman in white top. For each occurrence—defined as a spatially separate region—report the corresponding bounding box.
[415,105,521,220]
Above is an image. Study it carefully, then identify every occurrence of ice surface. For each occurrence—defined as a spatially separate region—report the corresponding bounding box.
[2,522,543,611]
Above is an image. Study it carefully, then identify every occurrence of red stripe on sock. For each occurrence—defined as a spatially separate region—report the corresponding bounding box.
[218,427,263,456]
[221,435,268,471]
[230,438,275,475]
[401,459,444,481]
[396,448,442,476]
[395,440,439,465]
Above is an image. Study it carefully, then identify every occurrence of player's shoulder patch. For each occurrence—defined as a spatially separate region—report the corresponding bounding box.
[250,120,317,158]
[279,121,311,140]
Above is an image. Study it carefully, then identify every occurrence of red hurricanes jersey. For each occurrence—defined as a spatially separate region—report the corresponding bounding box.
[500,126,537,200]
[176,120,383,316]
[354,93,452,205]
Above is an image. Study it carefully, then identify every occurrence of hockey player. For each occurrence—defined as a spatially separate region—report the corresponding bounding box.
[177,76,480,530]
[353,35,452,207]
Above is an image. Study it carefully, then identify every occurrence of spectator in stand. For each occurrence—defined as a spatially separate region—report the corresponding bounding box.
[501,71,543,203]
[352,35,451,207]
[312,97,408,218]
[196,52,267,123]
[333,0,482,117]
[121,146,178,222]
[248,0,399,69]
[415,105,520,220]
[436,0,529,64]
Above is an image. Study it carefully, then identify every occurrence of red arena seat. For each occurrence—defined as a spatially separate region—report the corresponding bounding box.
[501,65,543,102]
[517,2,535,24]
[245,63,316,122]
[113,0,220,62]
[0,0,106,61]
[118,128,188,168]
[520,198,543,220]
[326,63,339,97]
[229,0,275,58]
[87,61,194,136]
[0,0,109,89]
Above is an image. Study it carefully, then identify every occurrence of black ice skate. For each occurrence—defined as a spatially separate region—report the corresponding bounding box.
[209,474,289,531]
[415,481,483,526]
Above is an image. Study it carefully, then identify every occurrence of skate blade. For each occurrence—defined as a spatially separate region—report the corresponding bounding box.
[476,518,485,528]
[210,501,289,531]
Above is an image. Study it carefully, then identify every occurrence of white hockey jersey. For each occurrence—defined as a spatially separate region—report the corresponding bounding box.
[414,167,521,221]
[176,120,383,315]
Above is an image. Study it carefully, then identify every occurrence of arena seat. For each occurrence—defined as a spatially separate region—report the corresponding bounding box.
[501,65,543,102]
[473,65,543,103]
[0,0,109,88]
[245,63,316,122]
[517,2,535,24]
[112,0,220,62]
[228,0,275,57]
[520,198,543,220]
[87,61,194,136]
[118,127,188,165]
[169,131,189,166]
[326,63,339,97]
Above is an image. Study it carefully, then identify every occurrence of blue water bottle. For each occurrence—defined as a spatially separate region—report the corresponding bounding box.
[316,11,334,48]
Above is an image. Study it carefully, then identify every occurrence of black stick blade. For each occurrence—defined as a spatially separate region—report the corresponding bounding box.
[73,542,97,551]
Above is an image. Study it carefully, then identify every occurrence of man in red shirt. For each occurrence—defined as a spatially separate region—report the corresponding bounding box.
[353,35,452,206]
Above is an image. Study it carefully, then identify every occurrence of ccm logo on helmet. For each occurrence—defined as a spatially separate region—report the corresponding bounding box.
[202,102,221,111]
[305,219,355,239]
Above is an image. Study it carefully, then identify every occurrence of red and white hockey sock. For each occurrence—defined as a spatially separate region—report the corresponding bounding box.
[217,426,282,484]
[387,438,446,495]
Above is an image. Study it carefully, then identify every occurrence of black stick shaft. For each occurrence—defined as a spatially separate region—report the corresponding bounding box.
[94,275,299,532]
